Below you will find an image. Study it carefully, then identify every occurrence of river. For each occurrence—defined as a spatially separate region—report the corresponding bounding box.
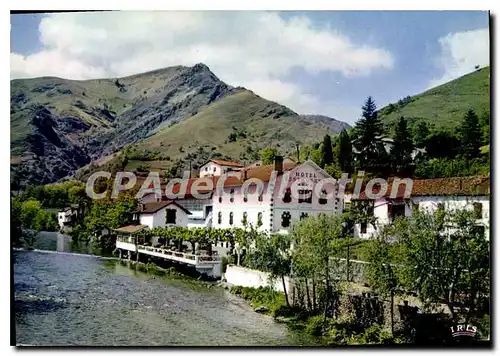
[14,232,317,346]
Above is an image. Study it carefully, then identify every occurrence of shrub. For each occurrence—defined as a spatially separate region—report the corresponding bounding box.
[305,315,326,336]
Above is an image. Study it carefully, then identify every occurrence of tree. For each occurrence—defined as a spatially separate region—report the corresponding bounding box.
[80,192,137,242]
[366,226,402,336]
[293,213,348,321]
[393,209,490,325]
[336,129,353,173]
[425,131,460,159]
[479,113,490,145]
[413,121,430,149]
[252,233,293,306]
[321,134,334,168]
[390,117,414,175]
[352,97,385,173]
[260,147,280,165]
[459,109,482,158]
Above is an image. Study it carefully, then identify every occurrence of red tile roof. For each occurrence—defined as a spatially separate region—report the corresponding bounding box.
[353,176,490,200]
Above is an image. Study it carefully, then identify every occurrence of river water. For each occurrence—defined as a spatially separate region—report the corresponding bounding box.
[14,232,316,346]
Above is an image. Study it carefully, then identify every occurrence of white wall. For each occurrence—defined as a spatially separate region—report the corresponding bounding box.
[139,205,190,228]
[200,162,223,177]
[224,265,292,293]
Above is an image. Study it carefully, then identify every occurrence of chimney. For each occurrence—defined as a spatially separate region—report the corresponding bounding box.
[274,155,284,174]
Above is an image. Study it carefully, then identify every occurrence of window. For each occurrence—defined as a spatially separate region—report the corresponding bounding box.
[219,196,222,203]
[298,188,312,204]
[243,193,248,202]
[300,212,309,220]
[218,212,222,224]
[319,189,327,205]
[205,167,208,171]
[281,211,291,227]
[257,212,263,227]
[412,201,419,212]
[213,167,216,172]
[230,189,235,203]
[473,203,483,219]
[258,194,263,202]
[360,221,367,234]
[229,212,234,225]
[242,212,248,226]
[283,188,292,203]
[166,209,177,224]
[389,202,405,221]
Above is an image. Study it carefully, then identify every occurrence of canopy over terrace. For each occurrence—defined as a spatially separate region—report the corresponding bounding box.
[114,224,149,245]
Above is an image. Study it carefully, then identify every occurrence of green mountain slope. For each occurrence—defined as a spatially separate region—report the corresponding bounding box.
[379,66,490,129]
[138,89,337,160]
[11,64,350,186]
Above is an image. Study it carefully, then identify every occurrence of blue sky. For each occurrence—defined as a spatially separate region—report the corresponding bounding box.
[10,11,490,124]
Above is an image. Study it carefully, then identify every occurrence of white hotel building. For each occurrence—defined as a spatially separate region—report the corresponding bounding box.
[138,157,343,233]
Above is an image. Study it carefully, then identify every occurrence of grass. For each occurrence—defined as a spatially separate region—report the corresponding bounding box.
[139,90,332,162]
[379,66,490,130]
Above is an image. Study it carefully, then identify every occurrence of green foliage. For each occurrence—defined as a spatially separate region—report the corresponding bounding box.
[20,180,87,208]
[293,214,351,318]
[320,134,333,168]
[458,109,482,158]
[259,147,280,165]
[11,197,58,247]
[379,66,490,131]
[230,286,287,316]
[413,121,430,148]
[249,233,293,305]
[352,97,388,174]
[414,156,489,179]
[425,131,461,159]
[390,117,414,175]
[336,129,353,173]
[76,192,137,240]
[392,209,490,323]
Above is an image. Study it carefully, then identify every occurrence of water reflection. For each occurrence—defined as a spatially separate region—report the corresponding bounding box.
[34,231,101,255]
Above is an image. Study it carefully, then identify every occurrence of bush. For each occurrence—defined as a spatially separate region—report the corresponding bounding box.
[306,315,326,336]
[357,324,392,344]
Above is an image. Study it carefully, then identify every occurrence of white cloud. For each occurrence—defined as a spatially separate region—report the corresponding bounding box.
[10,11,394,122]
[429,28,489,88]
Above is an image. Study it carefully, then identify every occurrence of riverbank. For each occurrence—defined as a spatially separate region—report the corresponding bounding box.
[223,284,411,346]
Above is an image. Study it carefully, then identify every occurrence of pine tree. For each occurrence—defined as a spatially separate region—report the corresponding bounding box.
[352,96,384,172]
[336,129,353,173]
[459,109,482,158]
[390,117,414,175]
[321,134,333,168]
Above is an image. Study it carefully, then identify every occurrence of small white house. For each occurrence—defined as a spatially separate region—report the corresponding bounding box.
[57,205,81,230]
[199,159,244,178]
[352,176,490,240]
[132,201,192,229]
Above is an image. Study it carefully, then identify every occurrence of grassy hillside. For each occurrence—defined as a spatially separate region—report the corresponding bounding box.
[138,89,332,161]
[379,66,490,130]
[12,63,350,185]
